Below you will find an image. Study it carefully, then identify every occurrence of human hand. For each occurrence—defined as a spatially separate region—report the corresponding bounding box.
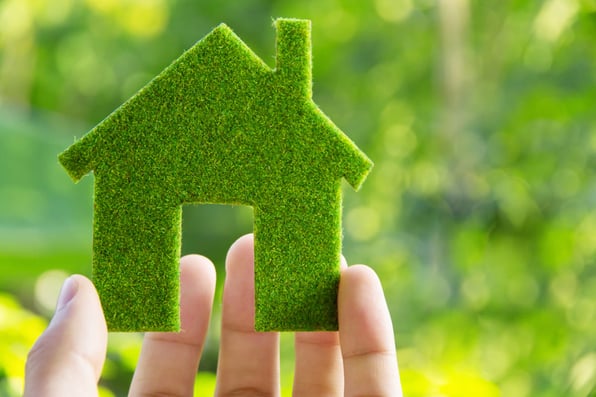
[24,234,402,396]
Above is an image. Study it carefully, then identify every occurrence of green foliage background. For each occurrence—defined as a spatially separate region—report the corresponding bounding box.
[1,0,596,395]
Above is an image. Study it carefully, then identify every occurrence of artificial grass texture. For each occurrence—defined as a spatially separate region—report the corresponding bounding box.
[59,18,373,332]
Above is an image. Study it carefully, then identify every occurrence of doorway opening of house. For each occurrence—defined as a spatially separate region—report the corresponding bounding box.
[181,203,253,269]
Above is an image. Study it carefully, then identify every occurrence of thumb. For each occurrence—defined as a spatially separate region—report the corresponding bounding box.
[24,275,108,397]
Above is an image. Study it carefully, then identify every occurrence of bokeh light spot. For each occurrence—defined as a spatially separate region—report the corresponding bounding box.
[506,273,539,308]
[410,161,443,196]
[533,0,579,43]
[570,353,596,394]
[119,0,169,38]
[384,123,417,159]
[374,0,414,23]
[0,0,33,38]
[34,269,69,314]
[461,272,490,309]
[346,206,381,241]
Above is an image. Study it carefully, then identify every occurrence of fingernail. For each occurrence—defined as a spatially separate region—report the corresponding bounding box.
[57,276,79,310]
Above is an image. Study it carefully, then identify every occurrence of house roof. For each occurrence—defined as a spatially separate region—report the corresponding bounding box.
[59,19,372,192]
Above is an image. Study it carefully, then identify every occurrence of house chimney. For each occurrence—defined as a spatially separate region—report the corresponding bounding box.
[275,18,312,99]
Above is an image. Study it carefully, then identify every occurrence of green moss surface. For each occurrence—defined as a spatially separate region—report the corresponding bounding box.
[59,18,372,332]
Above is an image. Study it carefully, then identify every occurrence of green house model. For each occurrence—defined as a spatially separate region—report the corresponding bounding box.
[59,18,372,332]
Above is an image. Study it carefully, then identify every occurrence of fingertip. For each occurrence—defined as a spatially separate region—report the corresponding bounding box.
[70,273,94,286]
[225,233,254,272]
[60,274,108,357]
[340,255,348,270]
[339,265,384,322]
[61,274,100,301]
[69,275,101,310]
[54,274,106,336]
[24,274,107,396]
[222,234,256,330]
[180,254,216,286]
[338,264,395,353]
[338,264,401,395]
[178,254,217,335]
[340,264,383,297]
[181,253,214,266]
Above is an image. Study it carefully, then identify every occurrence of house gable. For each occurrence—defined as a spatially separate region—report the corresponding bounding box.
[59,24,270,183]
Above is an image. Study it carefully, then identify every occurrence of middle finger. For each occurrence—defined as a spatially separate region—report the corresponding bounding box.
[215,234,280,397]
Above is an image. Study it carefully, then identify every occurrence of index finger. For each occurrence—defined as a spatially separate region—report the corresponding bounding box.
[128,254,216,397]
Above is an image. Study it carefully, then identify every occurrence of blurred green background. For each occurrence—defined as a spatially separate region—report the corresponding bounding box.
[2,0,596,395]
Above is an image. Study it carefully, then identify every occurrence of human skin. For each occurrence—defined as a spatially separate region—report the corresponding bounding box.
[24,234,402,396]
